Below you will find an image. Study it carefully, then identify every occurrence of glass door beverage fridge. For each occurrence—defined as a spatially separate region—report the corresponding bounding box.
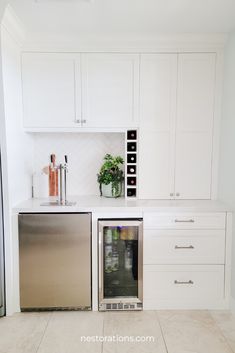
[98,219,143,311]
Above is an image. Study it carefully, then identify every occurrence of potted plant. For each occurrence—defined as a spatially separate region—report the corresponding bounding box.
[97,154,124,198]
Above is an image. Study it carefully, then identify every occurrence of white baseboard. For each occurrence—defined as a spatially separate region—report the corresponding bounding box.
[231,296,235,313]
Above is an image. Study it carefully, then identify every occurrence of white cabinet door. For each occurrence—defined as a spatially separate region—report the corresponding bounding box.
[143,265,224,309]
[81,54,139,128]
[139,130,174,199]
[139,54,177,199]
[22,53,81,128]
[175,53,216,199]
[143,229,225,265]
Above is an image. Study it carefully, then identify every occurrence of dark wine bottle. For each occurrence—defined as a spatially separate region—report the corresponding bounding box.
[127,177,137,186]
[127,165,136,174]
[127,130,137,140]
[127,154,137,163]
[127,188,137,197]
[127,142,137,152]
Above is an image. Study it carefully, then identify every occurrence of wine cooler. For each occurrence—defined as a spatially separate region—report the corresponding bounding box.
[98,219,143,311]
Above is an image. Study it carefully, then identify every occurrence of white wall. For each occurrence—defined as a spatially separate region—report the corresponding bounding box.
[0,9,34,315]
[218,31,235,311]
[1,27,34,206]
[33,133,125,197]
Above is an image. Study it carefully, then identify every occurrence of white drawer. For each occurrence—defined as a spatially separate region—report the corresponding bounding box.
[144,212,226,229]
[144,229,225,264]
[143,265,224,303]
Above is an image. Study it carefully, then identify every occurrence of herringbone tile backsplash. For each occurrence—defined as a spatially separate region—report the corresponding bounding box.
[34,133,125,196]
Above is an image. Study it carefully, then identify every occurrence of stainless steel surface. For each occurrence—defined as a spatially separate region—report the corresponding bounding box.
[174,280,194,285]
[98,219,143,311]
[174,219,195,223]
[175,245,194,249]
[0,154,5,317]
[59,163,67,205]
[40,201,76,206]
[19,213,91,310]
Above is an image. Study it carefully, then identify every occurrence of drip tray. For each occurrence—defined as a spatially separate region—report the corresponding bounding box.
[40,201,77,206]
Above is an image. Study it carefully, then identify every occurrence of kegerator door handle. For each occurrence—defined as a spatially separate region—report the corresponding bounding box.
[174,219,195,223]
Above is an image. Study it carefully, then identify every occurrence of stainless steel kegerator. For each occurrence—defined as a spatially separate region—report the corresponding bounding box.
[19,213,92,310]
[0,153,5,317]
[98,219,143,311]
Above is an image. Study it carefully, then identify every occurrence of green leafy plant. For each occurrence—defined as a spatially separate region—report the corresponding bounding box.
[97,154,124,197]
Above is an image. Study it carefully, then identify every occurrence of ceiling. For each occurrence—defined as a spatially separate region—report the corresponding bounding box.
[7,0,235,39]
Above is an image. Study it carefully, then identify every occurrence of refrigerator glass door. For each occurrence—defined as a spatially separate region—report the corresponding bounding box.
[99,219,143,311]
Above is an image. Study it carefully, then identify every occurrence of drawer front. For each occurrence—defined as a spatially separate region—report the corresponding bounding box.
[143,265,224,302]
[144,212,226,229]
[144,229,225,264]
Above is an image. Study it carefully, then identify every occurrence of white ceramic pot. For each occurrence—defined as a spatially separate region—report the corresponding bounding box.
[101,182,122,198]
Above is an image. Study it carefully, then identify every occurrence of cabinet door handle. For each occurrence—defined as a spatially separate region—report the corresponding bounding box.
[170,193,174,197]
[175,245,194,249]
[174,280,194,285]
[75,119,81,124]
[175,219,195,223]
[82,119,87,124]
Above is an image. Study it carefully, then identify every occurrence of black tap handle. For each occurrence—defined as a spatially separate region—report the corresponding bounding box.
[65,155,68,164]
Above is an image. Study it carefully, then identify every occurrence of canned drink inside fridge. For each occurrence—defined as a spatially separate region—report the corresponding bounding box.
[105,245,112,258]
[105,229,112,244]
[112,227,119,241]
[105,257,112,273]
[112,252,119,271]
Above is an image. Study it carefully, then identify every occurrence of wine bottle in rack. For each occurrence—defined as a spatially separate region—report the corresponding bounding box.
[127,142,137,152]
[127,188,137,197]
[127,130,137,140]
[127,154,137,164]
[127,177,137,186]
[127,165,136,174]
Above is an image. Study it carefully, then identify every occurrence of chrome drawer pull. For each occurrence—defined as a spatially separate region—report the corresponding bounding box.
[174,280,194,285]
[175,245,194,249]
[175,219,195,223]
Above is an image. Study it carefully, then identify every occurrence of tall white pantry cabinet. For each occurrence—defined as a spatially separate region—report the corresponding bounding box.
[139,53,217,200]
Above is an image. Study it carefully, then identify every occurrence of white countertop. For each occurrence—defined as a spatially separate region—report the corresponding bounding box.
[12,195,232,213]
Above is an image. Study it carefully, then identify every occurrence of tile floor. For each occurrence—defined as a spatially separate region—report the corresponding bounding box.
[0,310,235,353]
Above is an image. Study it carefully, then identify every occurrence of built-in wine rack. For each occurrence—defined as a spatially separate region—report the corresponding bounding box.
[125,130,138,198]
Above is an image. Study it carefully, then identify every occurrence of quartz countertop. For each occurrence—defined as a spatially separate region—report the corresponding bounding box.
[12,195,232,214]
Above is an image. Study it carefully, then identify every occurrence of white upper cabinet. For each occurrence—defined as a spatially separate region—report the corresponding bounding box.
[139,54,177,131]
[139,54,177,199]
[81,54,139,128]
[139,52,217,200]
[22,53,139,129]
[22,53,80,128]
[174,54,216,199]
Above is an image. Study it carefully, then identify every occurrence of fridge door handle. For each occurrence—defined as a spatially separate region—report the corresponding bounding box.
[98,231,103,307]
